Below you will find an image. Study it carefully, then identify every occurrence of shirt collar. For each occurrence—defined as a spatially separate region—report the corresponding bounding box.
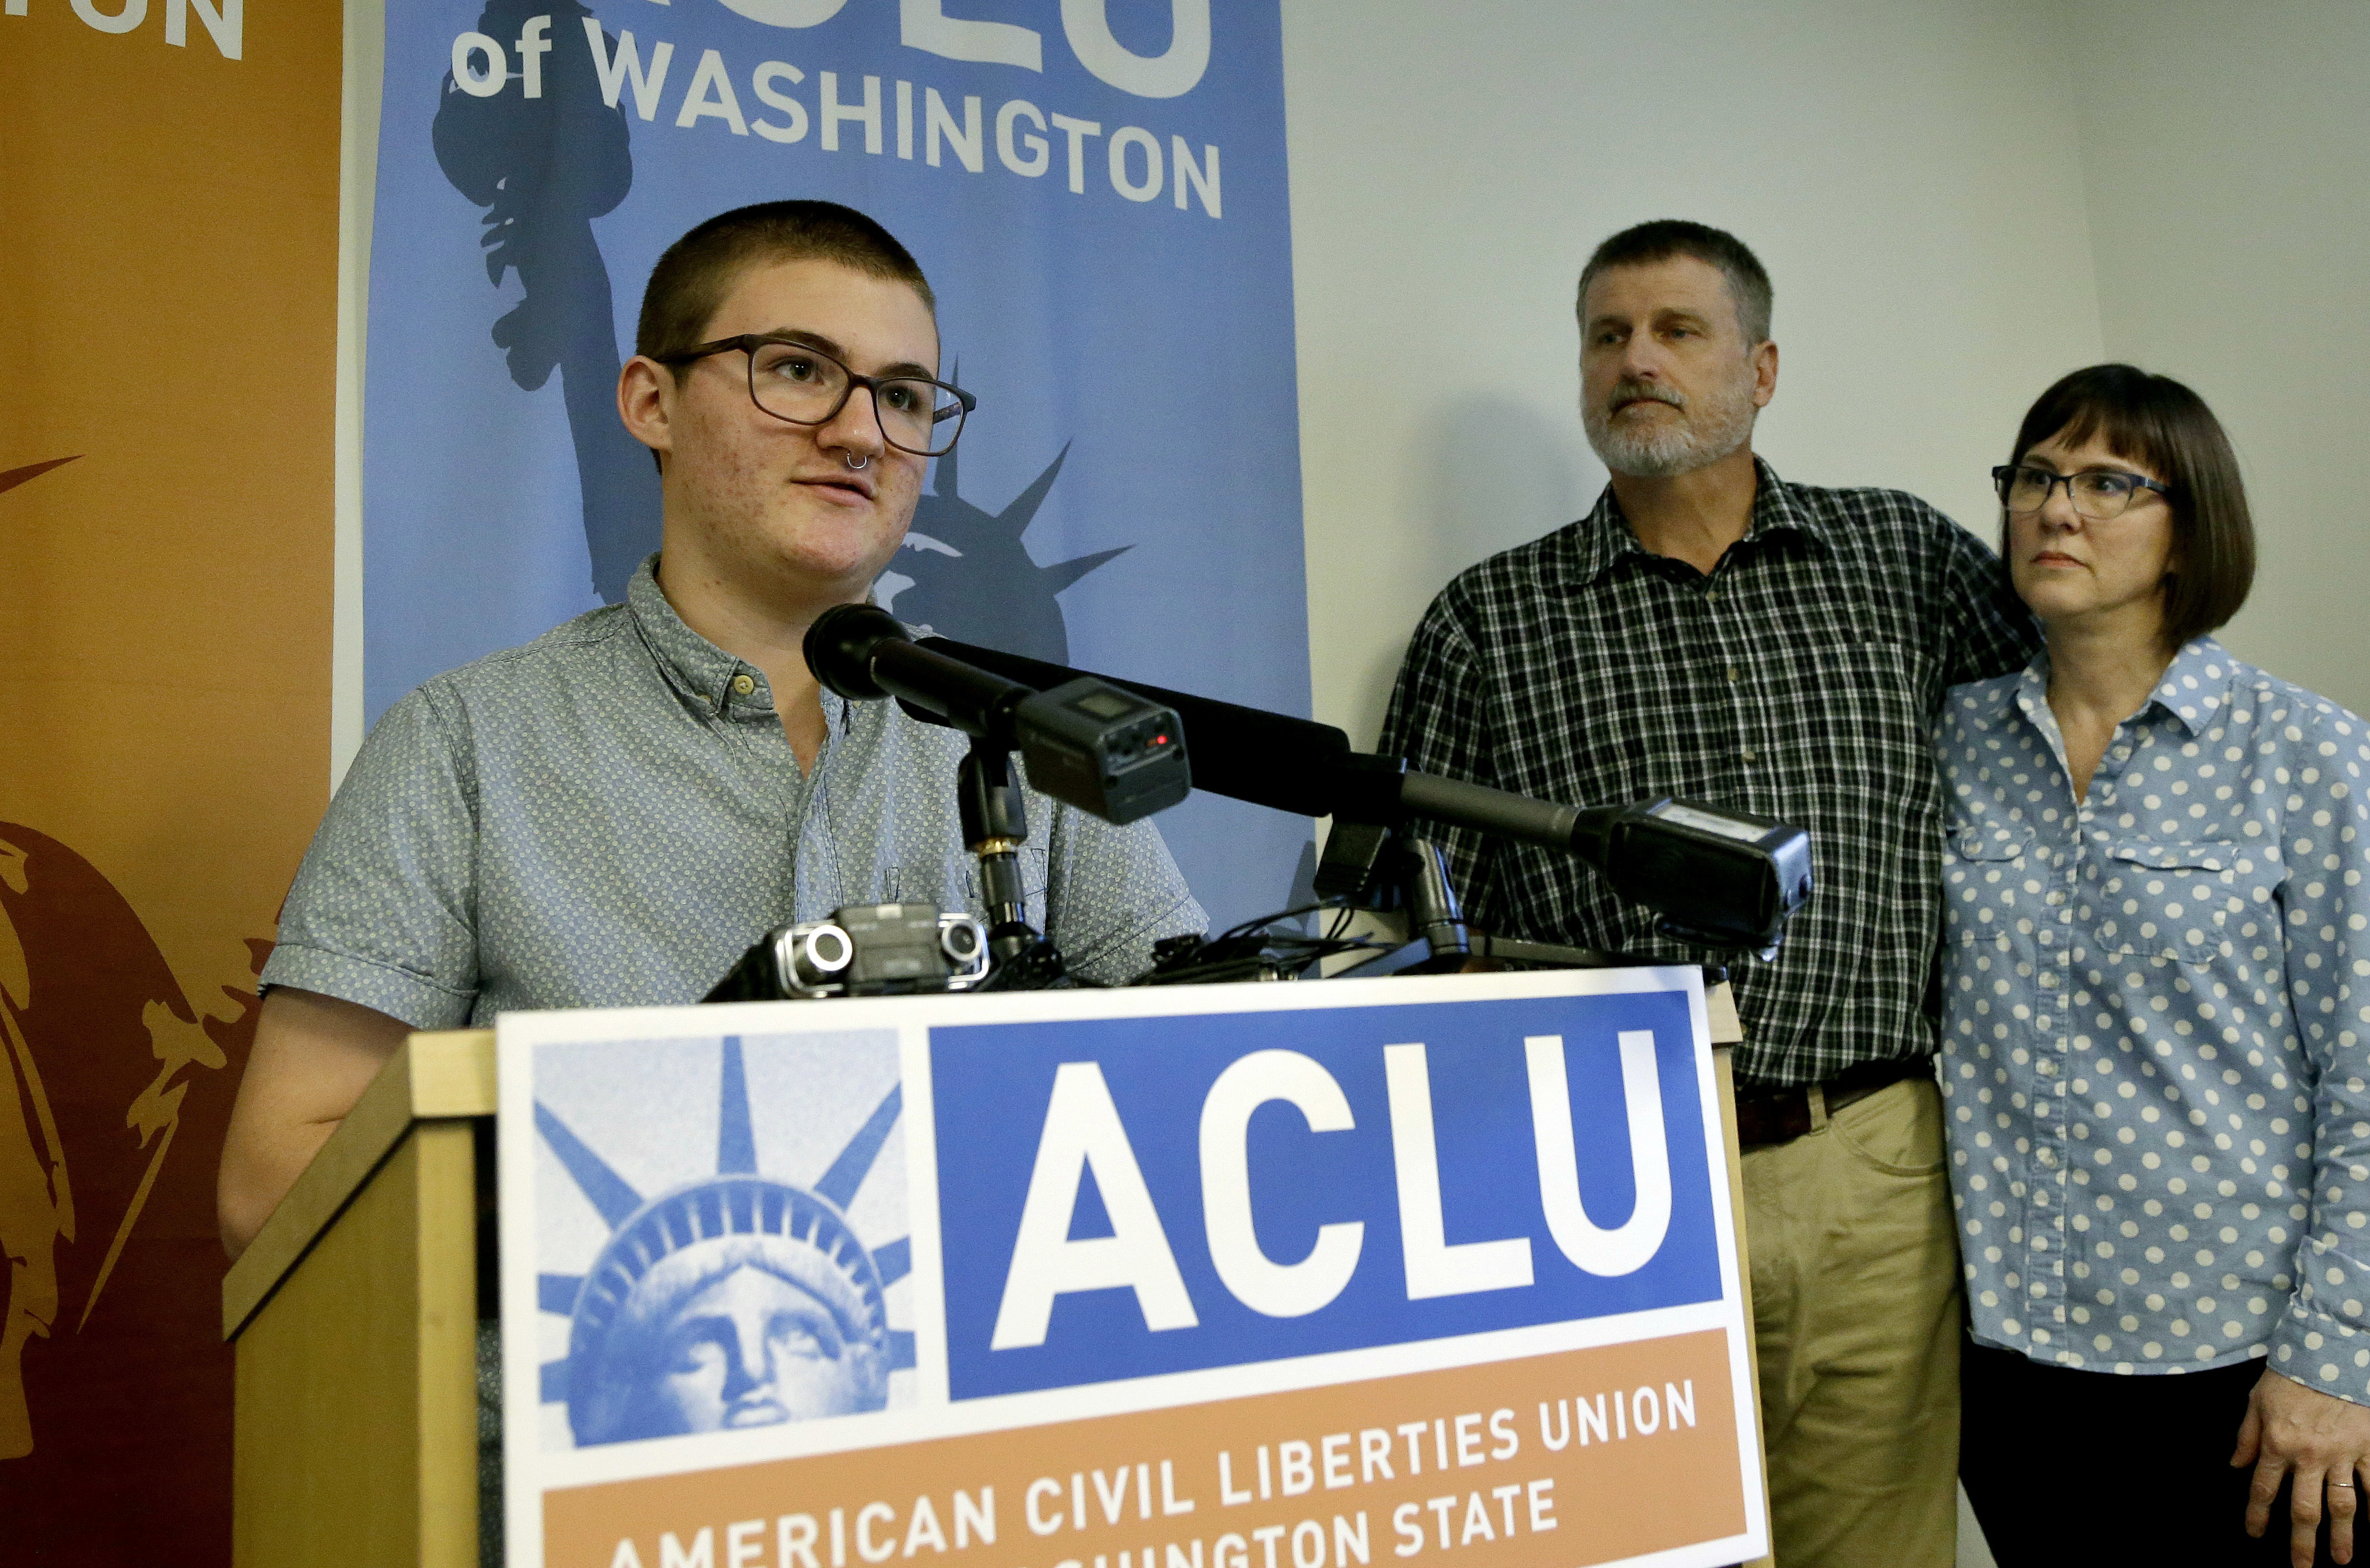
[2008,656,2054,744]
[1561,456,1832,586]
[624,553,850,727]
[2005,634,2237,741]
[2142,635,2240,737]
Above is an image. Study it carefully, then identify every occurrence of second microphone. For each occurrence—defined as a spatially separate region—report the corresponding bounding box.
[804,602,1192,826]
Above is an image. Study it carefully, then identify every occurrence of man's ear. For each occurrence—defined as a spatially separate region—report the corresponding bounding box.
[1751,338,1779,410]
[618,355,674,466]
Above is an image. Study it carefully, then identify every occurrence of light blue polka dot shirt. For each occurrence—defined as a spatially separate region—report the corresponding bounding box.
[1937,636,2370,1396]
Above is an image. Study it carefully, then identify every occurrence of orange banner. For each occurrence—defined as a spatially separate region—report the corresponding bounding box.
[0,2,341,1560]
[550,1331,1746,1568]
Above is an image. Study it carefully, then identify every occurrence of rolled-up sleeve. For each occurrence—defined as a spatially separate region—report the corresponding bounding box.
[260,684,483,1029]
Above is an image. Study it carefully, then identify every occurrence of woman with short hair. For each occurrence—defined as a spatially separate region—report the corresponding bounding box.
[1940,364,2370,1566]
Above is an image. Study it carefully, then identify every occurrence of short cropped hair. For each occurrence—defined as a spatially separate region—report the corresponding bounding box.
[635,200,935,372]
[1576,220,1773,345]
[2006,364,2255,648]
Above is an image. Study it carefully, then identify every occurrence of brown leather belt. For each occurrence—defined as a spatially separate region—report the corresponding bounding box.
[1734,1055,1933,1148]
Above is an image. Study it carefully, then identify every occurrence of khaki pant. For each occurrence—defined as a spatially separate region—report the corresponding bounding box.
[1741,1074,1960,1568]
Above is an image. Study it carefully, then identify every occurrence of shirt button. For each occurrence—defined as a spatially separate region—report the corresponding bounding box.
[1740,747,1758,761]
[1726,665,1740,682]
[731,673,756,695]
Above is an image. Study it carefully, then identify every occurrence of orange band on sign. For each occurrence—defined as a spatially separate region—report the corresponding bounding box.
[547,1330,1743,1568]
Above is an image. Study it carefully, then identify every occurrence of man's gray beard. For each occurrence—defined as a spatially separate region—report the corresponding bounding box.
[1583,374,1759,479]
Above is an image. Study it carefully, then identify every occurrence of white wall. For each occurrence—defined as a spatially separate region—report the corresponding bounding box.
[1282,0,2108,750]
[1281,8,2370,1564]
[1283,0,2370,748]
[2071,0,2370,719]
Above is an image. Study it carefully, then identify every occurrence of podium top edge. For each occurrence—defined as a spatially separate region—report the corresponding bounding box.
[405,1028,500,1115]
[1705,981,1742,1045]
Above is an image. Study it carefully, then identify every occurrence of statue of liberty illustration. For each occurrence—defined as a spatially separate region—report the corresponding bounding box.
[534,1037,912,1446]
[884,436,1131,665]
[2,457,260,1470]
[434,0,661,604]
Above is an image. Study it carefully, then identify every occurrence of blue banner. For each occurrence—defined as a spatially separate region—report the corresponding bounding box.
[931,988,1722,1399]
[365,0,1311,928]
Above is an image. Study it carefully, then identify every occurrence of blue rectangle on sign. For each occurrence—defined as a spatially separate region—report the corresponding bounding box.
[931,988,1722,1400]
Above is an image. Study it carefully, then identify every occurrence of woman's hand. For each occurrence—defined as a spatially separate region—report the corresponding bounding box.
[2234,1367,2370,1566]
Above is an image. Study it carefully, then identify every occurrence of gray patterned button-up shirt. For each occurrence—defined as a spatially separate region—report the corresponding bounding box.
[263,558,1205,1026]
[1939,638,2370,1396]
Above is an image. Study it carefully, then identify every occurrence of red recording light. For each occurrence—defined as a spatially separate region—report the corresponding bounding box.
[1154,734,1170,746]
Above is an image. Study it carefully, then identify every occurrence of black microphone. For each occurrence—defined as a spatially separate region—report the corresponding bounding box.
[915,635,1402,819]
[805,604,1191,826]
[917,634,1813,952]
[919,635,1584,834]
[809,602,1030,734]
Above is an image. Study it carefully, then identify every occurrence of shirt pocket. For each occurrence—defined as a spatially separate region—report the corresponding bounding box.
[2094,839,2283,964]
[1788,639,1940,807]
[1944,823,2037,946]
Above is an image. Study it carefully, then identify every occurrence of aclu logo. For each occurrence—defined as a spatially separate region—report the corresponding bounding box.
[931,990,1723,1400]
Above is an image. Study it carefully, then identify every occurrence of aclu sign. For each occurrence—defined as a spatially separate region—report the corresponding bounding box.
[931,986,1725,1399]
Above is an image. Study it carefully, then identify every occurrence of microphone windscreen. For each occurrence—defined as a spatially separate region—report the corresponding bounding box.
[805,603,908,700]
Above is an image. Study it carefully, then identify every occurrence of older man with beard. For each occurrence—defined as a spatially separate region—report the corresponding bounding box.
[1378,221,2037,1568]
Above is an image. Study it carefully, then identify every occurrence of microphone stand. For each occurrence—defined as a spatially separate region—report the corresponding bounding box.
[1319,829,1726,986]
[808,604,1197,993]
[956,735,1070,989]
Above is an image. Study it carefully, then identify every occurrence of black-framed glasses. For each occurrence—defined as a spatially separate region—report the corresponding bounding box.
[1991,463,2170,521]
[657,334,976,457]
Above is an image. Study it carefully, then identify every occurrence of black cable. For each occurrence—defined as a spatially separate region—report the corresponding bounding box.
[1137,894,1394,986]
[1212,897,1353,945]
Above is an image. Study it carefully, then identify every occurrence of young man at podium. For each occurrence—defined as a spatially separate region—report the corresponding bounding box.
[218,200,1205,1258]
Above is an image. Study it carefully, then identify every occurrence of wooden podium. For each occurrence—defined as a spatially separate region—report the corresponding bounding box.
[221,988,1762,1568]
[222,1028,496,1568]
